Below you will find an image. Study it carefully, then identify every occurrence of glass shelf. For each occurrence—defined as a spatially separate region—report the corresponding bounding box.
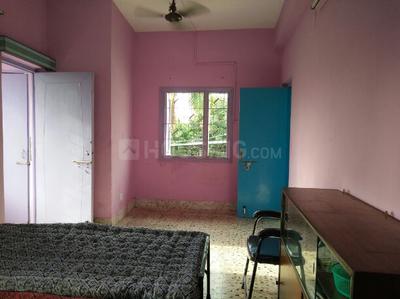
[316,239,350,299]
[283,199,318,298]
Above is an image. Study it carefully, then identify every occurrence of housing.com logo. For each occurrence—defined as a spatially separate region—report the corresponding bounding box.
[119,139,283,161]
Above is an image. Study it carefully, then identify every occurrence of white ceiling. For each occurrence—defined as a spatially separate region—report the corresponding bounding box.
[113,0,285,32]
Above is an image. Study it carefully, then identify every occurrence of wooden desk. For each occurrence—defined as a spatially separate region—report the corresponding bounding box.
[279,188,400,299]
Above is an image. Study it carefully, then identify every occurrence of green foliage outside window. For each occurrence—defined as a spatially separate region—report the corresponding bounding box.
[166,91,228,158]
[208,93,228,157]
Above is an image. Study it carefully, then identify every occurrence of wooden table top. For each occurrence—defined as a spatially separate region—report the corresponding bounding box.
[283,188,400,274]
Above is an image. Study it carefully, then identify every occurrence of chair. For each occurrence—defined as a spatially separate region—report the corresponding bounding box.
[242,210,304,299]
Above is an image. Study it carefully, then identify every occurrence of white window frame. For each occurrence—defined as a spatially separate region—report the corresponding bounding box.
[160,87,233,161]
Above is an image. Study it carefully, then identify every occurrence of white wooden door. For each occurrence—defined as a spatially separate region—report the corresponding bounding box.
[35,73,93,223]
[2,73,30,223]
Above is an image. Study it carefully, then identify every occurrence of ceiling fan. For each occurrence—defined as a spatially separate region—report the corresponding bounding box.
[135,0,209,27]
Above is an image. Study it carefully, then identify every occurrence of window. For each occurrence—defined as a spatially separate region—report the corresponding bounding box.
[162,89,231,160]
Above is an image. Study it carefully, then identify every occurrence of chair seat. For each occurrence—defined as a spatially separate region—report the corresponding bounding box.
[243,210,305,299]
[285,238,304,266]
[247,235,280,265]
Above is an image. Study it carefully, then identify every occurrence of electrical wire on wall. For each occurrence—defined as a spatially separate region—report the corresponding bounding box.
[179,0,239,123]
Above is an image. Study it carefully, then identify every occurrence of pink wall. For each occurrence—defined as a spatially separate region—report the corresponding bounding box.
[110,3,136,217]
[280,0,400,218]
[47,0,113,219]
[131,29,281,204]
[0,0,47,53]
[48,1,137,220]
[275,0,308,48]
[1,0,135,221]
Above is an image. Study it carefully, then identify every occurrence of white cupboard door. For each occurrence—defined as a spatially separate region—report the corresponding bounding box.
[35,73,93,223]
[2,73,29,223]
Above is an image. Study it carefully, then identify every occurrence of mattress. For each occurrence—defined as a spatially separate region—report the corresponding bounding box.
[0,292,88,298]
[0,223,209,299]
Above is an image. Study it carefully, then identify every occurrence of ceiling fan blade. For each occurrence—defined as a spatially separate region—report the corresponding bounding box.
[134,6,164,18]
[179,1,210,17]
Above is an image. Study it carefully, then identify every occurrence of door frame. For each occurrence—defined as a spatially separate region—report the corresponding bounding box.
[0,37,55,223]
[0,56,4,223]
[1,57,36,223]
[1,53,95,224]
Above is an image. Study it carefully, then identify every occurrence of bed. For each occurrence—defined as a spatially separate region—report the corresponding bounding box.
[0,223,210,299]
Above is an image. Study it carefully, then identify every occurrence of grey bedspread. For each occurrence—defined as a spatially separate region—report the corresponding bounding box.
[0,223,208,299]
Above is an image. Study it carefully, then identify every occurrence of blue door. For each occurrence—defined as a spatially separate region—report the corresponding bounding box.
[237,88,291,217]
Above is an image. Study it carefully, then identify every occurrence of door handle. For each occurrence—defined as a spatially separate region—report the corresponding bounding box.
[17,147,31,166]
[241,160,256,171]
[72,160,93,165]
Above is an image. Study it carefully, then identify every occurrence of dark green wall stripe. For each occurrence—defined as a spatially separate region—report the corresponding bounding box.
[0,36,56,71]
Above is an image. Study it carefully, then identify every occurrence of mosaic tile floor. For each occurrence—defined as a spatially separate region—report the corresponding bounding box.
[119,207,279,299]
